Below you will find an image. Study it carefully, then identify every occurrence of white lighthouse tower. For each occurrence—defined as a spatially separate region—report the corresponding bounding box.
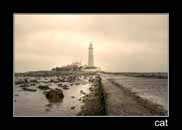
[88,43,94,67]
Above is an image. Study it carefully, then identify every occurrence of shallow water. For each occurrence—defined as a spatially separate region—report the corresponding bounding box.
[14,76,92,116]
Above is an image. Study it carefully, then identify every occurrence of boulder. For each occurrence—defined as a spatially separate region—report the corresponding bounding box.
[45,88,64,102]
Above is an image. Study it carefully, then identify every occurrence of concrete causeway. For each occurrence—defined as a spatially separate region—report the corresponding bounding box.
[100,73,168,116]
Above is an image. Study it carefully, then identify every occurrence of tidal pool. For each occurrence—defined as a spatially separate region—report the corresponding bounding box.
[14,76,92,116]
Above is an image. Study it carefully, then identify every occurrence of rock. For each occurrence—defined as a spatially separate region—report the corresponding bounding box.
[56,77,61,81]
[38,85,50,90]
[89,78,94,82]
[24,78,28,83]
[71,106,75,110]
[15,79,25,84]
[89,87,94,91]
[49,78,60,83]
[57,83,63,87]
[50,79,54,83]
[160,111,168,116]
[19,84,29,88]
[45,88,64,102]
[80,90,86,95]
[30,79,38,83]
[45,103,52,107]
[71,96,75,98]
[75,82,80,85]
[22,88,37,92]
[45,108,50,112]
[62,85,69,90]
[43,91,47,95]
[42,81,49,84]
[58,84,69,89]
[59,77,65,82]
[64,75,77,82]
[30,83,36,86]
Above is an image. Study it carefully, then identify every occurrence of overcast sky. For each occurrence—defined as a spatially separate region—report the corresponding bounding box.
[14,14,168,72]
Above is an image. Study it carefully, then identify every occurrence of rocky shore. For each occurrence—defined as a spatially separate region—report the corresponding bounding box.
[14,71,168,116]
[15,71,106,116]
[77,75,105,116]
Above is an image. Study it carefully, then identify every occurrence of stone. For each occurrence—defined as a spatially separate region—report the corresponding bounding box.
[71,106,75,110]
[30,83,36,86]
[80,90,86,95]
[45,108,50,112]
[45,103,52,107]
[71,96,75,98]
[58,83,63,87]
[62,85,69,90]
[45,88,64,102]
[89,87,94,91]
[89,78,94,82]
[24,78,28,83]
[38,85,50,90]
[15,79,25,84]
[75,82,80,85]
[50,79,55,83]
[22,88,37,92]
[30,79,38,83]
[19,84,29,88]
[58,84,69,89]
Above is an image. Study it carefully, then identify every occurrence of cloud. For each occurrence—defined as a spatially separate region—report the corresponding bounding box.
[14,14,168,72]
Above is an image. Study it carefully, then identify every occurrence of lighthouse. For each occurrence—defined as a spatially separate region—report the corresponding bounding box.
[88,43,94,67]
